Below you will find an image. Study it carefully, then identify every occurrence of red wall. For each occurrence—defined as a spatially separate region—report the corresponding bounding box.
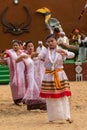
[64,62,87,81]
[0,0,87,51]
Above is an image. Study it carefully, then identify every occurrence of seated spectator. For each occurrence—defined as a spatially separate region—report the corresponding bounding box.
[70,29,81,61]
[71,29,81,46]
[57,32,69,46]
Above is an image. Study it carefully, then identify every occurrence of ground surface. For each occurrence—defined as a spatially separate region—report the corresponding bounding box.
[0,81,87,130]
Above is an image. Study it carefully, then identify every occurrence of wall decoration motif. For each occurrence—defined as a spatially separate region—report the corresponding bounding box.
[13,0,19,5]
[1,6,32,35]
[75,62,83,81]
[36,7,63,34]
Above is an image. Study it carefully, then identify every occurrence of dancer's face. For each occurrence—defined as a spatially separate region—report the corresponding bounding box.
[26,42,34,53]
[12,42,20,51]
[47,37,57,49]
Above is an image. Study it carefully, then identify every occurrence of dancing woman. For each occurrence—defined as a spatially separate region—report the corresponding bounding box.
[39,34,74,123]
[16,41,46,110]
[0,40,26,105]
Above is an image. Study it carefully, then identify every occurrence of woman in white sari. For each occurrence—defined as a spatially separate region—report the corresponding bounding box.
[16,41,46,110]
[39,34,75,123]
[0,40,26,105]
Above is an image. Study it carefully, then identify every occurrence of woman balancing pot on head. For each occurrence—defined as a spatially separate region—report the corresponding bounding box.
[38,34,74,123]
[0,40,26,105]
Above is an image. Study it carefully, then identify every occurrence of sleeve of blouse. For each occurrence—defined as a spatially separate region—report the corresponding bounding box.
[57,47,75,59]
[65,50,75,59]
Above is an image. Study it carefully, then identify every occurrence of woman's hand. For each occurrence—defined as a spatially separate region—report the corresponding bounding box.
[21,55,28,59]
[31,52,39,58]
[16,54,28,63]
[56,49,67,56]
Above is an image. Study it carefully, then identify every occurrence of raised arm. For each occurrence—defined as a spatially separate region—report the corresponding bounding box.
[56,48,75,59]
[16,54,28,63]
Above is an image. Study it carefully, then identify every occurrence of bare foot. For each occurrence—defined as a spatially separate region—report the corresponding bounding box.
[66,119,73,123]
[49,120,53,123]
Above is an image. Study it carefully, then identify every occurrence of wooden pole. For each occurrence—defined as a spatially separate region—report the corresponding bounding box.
[69,3,87,37]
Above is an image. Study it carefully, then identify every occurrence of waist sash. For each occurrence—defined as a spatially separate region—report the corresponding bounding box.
[45,68,63,88]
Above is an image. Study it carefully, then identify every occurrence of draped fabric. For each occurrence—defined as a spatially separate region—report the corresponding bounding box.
[33,57,45,90]
[22,56,46,110]
[23,57,40,100]
[6,49,26,101]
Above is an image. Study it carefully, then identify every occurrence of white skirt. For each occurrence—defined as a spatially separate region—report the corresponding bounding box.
[46,96,70,121]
